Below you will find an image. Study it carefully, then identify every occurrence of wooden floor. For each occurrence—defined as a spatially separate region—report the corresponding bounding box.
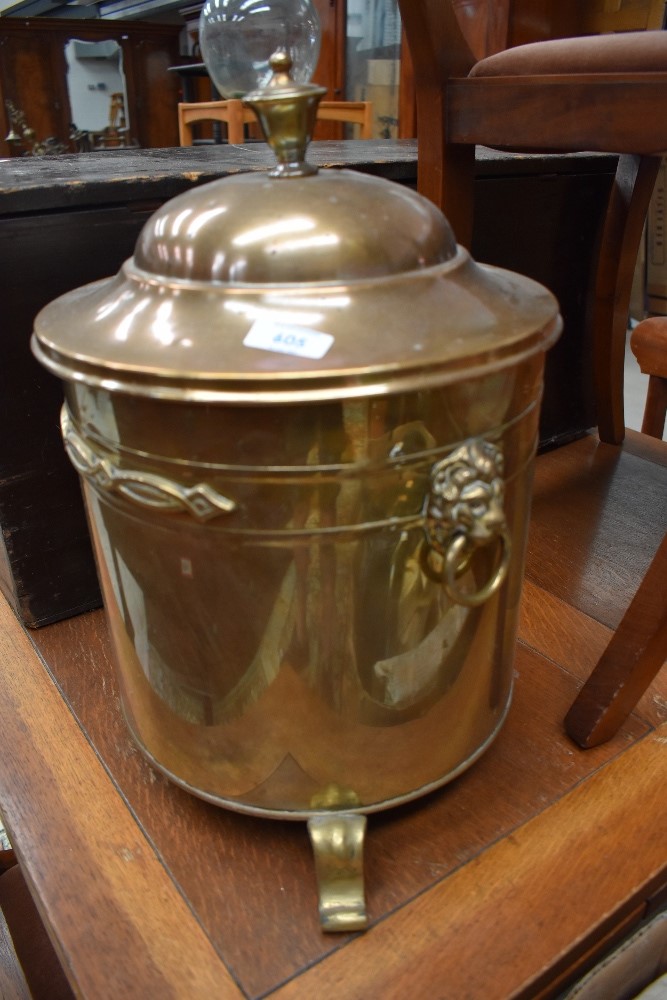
[0,430,665,999]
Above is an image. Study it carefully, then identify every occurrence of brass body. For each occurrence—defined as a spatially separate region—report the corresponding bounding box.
[57,359,541,814]
[33,137,560,928]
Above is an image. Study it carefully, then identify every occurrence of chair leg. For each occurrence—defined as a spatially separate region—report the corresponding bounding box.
[418,140,475,249]
[592,155,661,445]
[226,100,246,145]
[564,534,667,748]
[178,115,193,147]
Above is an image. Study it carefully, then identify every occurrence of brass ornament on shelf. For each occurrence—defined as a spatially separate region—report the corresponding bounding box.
[4,100,67,156]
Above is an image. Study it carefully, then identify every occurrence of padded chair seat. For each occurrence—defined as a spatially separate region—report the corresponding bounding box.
[470,30,667,77]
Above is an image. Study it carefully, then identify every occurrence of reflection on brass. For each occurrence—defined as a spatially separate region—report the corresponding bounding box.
[310,783,361,811]
[61,407,236,521]
[421,439,510,606]
[32,24,562,932]
[307,814,368,932]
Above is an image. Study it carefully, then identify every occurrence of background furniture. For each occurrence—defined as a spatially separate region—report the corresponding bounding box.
[396,0,667,771]
[565,533,667,747]
[178,98,253,145]
[0,860,73,1000]
[579,0,666,33]
[178,99,375,146]
[564,315,667,748]
[397,1,667,445]
[630,316,667,438]
[0,427,665,998]
[0,18,182,154]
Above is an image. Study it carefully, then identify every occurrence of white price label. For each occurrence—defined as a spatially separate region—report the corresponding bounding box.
[243,320,334,360]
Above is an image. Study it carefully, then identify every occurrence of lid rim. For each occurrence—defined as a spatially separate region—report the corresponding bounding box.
[31,317,562,405]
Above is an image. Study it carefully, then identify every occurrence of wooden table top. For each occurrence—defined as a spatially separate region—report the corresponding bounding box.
[0,142,616,216]
[0,430,665,999]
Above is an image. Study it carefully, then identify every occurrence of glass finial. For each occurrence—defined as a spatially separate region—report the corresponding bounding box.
[199,0,321,99]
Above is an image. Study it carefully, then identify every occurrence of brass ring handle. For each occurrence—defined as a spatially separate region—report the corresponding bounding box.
[420,527,511,608]
[421,438,511,608]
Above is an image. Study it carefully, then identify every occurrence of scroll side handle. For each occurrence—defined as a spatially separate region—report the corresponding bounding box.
[60,405,237,523]
[420,438,511,608]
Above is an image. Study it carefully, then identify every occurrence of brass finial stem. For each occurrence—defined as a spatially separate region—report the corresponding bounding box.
[244,50,326,178]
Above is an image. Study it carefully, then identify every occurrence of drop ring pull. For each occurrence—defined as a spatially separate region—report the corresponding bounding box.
[421,438,512,608]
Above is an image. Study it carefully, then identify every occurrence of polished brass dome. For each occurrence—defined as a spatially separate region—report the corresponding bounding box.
[134,170,456,284]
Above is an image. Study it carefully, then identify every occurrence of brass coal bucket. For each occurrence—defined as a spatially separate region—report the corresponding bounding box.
[33,55,561,931]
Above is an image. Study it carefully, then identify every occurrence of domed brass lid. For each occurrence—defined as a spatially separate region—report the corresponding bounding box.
[32,56,561,403]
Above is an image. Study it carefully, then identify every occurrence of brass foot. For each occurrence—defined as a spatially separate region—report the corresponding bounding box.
[307,813,368,933]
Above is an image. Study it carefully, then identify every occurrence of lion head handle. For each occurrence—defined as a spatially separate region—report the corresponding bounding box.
[424,439,506,554]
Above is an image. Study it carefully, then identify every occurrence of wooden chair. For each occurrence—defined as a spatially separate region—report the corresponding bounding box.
[179,99,253,146]
[315,101,374,138]
[178,99,375,147]
[565,533,667,747]
[396,0,667,746]
[396,0,667,445]
[565,317,667,747]
[630,315,667,438]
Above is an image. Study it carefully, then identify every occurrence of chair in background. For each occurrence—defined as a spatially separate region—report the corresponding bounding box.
[396,0,667,746]
[178,99,374,147]
[178,99,252,146]
[564,316,666,748]
[315,100,374,138]
[630,315,667,438]
[564,533,667,747]
[396,0,667,445]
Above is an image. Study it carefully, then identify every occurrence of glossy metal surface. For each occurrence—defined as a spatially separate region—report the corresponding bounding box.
[60,359,545,818]
[32,171,557,404]
[33,165,559,810]
[32,63,561,932]
[308,814,368,932]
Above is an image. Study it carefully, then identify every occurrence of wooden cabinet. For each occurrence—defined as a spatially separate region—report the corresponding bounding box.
[0,18,183,154]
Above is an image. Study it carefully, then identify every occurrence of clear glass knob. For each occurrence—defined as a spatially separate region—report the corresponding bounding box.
[199,0,321,99]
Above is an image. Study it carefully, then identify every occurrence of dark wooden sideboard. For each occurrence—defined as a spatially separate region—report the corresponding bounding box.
[0,142,617,626]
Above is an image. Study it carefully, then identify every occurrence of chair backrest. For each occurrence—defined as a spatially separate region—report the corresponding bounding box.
[450,0,510,60]
[178,100,252,146]
[178,99,375,146]
[316,101,375,139]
